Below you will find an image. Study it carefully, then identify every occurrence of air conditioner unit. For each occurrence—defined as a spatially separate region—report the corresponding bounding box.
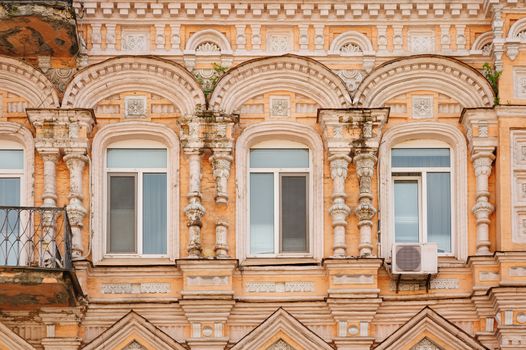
[391,243,437,275]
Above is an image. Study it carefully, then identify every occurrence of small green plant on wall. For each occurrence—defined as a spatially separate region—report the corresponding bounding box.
[482,63,501,106]
[194,63,229,97]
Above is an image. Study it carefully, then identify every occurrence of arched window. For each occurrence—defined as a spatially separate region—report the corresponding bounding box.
[379,122,468,261]
[92,122,179,263]
[236,121,323,262]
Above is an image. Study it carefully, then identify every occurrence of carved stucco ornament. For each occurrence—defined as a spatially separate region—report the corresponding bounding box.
[411,338,442,350]
[267,339,296,350]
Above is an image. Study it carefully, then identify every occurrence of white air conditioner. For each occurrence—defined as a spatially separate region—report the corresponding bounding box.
[391,243,438,275]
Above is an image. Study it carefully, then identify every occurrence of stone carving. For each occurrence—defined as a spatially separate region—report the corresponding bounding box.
[412,338,442,350]
[124,341,147,350]
[511,132,526,243]
[335,70,365,94]
[354,152,377,256]
[196,41,221,53]
[187,276,228,286]
[479,271,499,281]
[124,96,147,117]
[251,24,261,50]
[409,32,434,53]
[472,152,495,254]
[340,42,362,54]
[270,97,290,117]
[101,283,170,294]
[269,34,291,52]
[268,340,296,350]
[214,221,229,258]
[412,96,433,118]
[328,154,352,257]
[245,281,314,293]
[332,274,374,284]
[481,43,492,56]
[122,32,148,52]
[390,279,459,291]
[516,29,526,40]
[509,266,526,277]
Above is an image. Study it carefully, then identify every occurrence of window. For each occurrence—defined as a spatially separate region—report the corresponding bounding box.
[248,141,311,257]
[105,146,167,256]
[391,147,452,253]
[0,146,23,265]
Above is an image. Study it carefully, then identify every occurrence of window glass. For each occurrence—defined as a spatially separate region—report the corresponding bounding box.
[250,149,309,168]
[0,150,23,170]
[281,175,307,252]
[142,173,167,254]
[108,175,136,253]
[250,173,274,254]
[0,178,20,265]
[392,148,450,168]
[427,172,451,252]
[107,149,167,168]
[394,180,419,243]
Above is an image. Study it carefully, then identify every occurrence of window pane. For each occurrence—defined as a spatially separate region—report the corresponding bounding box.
[250,149,309,168]
[392,148,450,168]
[0,178,20,265]
[394,180,419,243]
[108,176,136,253]
[250,173,274,254]
[143,173,167,254]
[0,150,23,169]
[427,172,451,253]
[281,175,308,252]
[107,149,167,168]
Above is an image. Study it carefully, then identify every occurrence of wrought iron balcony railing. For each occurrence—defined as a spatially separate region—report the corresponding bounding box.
[0,206,72,269]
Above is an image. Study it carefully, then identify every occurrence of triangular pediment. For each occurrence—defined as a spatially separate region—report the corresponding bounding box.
[230,308,334,350]
[82,311,186,350]
[374,307,487,350]
[0,320,34,350]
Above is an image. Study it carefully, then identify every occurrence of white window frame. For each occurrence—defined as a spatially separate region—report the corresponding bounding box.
[390,142,454,255]
[236,121,324,263]
[379,122,468,261]
[91,122,179,264]
[104,141,168,258]
[247,141,312,257]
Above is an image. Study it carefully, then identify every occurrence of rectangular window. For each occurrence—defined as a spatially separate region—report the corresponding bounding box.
[249,148,310,256]
[392,148,452,253]
[106,148,167,256]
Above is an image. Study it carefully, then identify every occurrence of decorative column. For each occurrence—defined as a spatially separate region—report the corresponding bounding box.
[180,118,206,258]
[329,153,352,257]
[210,150,233,204]
[354,151,377,257]
[214,221,229,258]
[28,109,95,260]
[462,108,498,255]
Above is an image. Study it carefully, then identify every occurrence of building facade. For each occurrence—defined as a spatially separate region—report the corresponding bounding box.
[0,0,526,349]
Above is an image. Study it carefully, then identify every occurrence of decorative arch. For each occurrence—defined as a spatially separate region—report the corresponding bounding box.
[0,321,34,350]
[91,121,180,264]
[185,29,233,54]
[209,55,351,113]
[329,30,374,55]
[0,122,35,206]
[0,56,59,108]
[235,121,324,262]
[508,17,526,40]
[230,308,333,350]
[354,55,495,108]
[62,56,206,116]
[378,122,468,261]
[471,32,493,54]
[82,311,186,350]
[374,307,488,350]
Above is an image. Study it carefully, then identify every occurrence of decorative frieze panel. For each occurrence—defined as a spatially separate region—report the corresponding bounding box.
[269,96,290,118]
[412,95,434,118]
[101,283,171,294]
[332,274,374,284]
[121,29,149,53]
[267,31,292,53]
[513,68,526,99]
[245,281,314,293]
[186,276,229,286]
[409,30,435,53]
[389,278,459,291]
[124,96,147,118]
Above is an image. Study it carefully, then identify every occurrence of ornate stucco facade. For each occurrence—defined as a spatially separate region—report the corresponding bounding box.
[1,1,526,349]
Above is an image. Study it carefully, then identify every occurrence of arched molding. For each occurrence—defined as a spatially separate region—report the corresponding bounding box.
[0,321,35,350]
[508,17,526,40]
[0,56,59,108]
[0,122,35,207]
[378,122,468,261]
[329,30,374,55]
[91,121,180,264]
[185,29,233,54]
[471,32,493,55]
[354,55,494,108]
[62,56,205,116]
[209,55,351,113]
[235,121,324,262]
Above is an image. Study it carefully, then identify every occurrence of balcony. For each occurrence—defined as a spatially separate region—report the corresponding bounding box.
[0,206,82,310]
